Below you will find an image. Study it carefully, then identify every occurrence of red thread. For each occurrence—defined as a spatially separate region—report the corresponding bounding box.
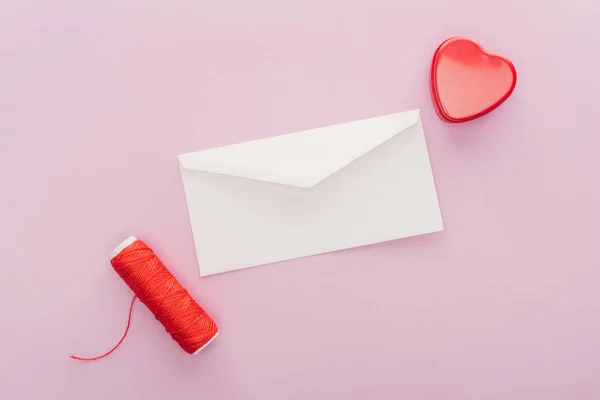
[70,295,137,361]
[71,238,218,360]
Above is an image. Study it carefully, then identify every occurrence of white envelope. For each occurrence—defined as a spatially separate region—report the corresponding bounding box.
[179,109,443,276]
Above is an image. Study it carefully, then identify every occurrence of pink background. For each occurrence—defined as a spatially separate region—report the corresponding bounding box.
[2,0,600,399]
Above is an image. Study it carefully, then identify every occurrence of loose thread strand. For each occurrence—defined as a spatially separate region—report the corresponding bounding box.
[70,295,137,361]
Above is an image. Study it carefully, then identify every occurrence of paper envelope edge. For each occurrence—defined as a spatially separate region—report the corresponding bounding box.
[178,109,421,188]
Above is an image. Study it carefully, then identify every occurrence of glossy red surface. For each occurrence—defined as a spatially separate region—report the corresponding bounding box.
[431,37,517,123]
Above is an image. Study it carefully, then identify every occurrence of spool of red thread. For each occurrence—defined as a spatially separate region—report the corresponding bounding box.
[72,236,218,360]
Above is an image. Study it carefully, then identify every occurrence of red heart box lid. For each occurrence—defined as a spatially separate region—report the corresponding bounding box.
[431,37,517,123]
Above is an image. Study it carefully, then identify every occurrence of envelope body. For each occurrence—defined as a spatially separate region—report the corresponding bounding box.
[179,110,443,276]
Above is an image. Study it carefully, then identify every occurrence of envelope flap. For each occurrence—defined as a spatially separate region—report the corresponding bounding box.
[179,109,420,188]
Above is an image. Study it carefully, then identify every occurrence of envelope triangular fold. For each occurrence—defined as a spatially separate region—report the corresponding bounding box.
[179,110,420,188]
